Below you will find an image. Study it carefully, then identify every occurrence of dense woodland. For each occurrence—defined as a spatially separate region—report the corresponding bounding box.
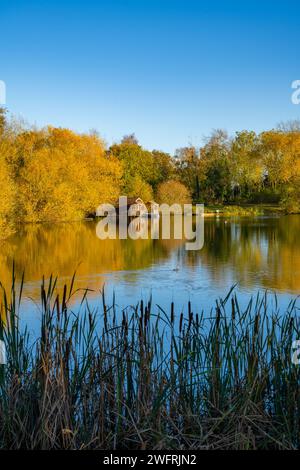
[0,107,300,238]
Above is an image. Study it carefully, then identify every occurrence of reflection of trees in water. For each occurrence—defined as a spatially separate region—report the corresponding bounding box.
[0,220,184,300]
[184,216,300,293]
[0,216,299,300]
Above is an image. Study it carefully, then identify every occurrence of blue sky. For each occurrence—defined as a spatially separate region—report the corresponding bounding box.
[1,0,300,153]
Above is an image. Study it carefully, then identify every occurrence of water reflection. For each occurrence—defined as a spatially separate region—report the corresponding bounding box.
[184,215,300,292]
[0,215,299,307]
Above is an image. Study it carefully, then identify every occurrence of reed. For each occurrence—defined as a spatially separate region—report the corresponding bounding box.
[0,271,300,450]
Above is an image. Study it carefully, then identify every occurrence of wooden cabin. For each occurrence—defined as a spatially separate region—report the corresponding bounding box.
[96,197,159,218]
[127,197,147,217]
[145,201,160,217]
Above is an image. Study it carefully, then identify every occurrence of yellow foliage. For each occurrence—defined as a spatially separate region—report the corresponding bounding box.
[0,138,16,238]
[15,127,122,222]
[156,179,191,205]
[261,131,300,185]
[126,175,153,202]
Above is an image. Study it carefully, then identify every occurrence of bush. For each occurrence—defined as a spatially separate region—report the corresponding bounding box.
[248,188,281,204]
[156,179,191,206]
[281,183,300,214]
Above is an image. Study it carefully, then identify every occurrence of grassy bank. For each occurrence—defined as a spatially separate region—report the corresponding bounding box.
[202,204,286,217]
[0,273,300,450]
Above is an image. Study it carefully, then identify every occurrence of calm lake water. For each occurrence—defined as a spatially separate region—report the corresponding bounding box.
[0,214,299,326]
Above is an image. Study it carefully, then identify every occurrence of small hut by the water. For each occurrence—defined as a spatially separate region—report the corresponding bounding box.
[145,200,160,217]
[118,197,160,217]
[96,197,159,218]
[126,197,147,217]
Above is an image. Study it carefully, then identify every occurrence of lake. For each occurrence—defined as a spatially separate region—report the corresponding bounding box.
[0,214,299,327]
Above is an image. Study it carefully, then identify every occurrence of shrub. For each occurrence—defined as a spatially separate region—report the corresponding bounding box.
[156,179,191,206]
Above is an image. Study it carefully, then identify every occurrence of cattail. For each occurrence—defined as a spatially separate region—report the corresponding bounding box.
[171,302,174,325]
[231,297,235,321]
[179,312,183,333]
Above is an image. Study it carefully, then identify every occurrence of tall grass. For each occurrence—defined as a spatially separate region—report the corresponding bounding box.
[0,271,300,450]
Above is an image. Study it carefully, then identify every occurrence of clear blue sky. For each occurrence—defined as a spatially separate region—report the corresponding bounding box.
[2,0,300,153]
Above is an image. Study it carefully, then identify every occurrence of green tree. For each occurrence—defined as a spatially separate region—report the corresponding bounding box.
[199,130,231,203]
[109,138,158,194]
[152,150,174,189]
[175,146,201,201]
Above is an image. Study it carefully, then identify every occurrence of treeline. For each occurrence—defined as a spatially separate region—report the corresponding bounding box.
[175,126,300,210]
[0,108,300,238]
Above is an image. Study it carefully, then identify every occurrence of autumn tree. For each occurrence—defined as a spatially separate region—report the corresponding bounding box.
[109,138,158,195]
[121,133,139,145]
[156,180,191,206]
[260,129,300,210]
[0,108,17,237]
[0,107,7,136]
[126,175,153,201]
[230,131,263,199]
[14,127,122,222]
